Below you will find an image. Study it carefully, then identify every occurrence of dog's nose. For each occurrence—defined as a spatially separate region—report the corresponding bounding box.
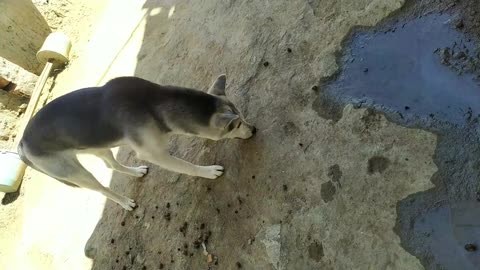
[252,127,257,135]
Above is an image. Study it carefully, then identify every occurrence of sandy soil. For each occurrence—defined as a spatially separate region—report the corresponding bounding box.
[0,0,108,269]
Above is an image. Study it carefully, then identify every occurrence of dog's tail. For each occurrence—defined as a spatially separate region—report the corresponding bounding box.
[17,141,79,188]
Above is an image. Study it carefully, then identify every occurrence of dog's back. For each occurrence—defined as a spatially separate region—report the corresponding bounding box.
[20,76,219,156]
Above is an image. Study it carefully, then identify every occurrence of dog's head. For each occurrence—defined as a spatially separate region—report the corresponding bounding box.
[207,75,256,140]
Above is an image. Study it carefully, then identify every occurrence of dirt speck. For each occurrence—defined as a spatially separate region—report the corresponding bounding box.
[368,156,390,174]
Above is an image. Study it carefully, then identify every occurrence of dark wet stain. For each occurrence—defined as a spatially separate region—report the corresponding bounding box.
[320,14,480,125]
[308,242,324,262]
[361,108,382,130]
[321,181,336,203]
[367,156,390,174]
[283,121,299,135]
[312,89,342,121]
[327,164,342,186]
[318,3,480,268]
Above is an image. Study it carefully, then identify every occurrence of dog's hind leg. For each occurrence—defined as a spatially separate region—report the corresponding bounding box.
[128,130,224,179]
[28,151,137,210]
[90,148,148,177]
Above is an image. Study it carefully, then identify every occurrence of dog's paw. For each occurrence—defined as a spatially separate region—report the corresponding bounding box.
[197,165,224,179]
[120,197,137,211]
[130,165,149,177]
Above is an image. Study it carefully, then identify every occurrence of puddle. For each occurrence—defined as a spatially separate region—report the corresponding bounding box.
[319,11,480,269]
[321,14,480,125]
[413,204,480,270]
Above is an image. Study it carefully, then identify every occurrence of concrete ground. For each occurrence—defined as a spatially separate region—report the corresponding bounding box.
[1,0,478,269]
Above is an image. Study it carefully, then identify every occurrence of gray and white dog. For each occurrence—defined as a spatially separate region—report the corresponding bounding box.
[18,75,256,210]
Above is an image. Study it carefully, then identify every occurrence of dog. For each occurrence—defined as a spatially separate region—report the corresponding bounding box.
[18,75,256,210]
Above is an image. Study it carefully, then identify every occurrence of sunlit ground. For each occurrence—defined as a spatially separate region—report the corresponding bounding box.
[0,1,175,269]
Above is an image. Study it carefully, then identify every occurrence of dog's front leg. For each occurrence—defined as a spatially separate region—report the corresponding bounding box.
[138,151,224,179]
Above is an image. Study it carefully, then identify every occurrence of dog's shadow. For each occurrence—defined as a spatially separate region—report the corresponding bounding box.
[1,186,21,205]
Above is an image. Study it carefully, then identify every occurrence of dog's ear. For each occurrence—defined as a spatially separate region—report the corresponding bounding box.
[208,74,226,96]
[212,112,239,129]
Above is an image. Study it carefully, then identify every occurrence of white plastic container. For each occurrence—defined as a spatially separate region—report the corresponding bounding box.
[0,151,24,192]
[36,32,71,65]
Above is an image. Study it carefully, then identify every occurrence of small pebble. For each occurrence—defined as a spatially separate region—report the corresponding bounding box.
[311,85,318,91]
[166,203,170,208]
[263,61,270,67]
[110,239,115,244]
[236,262,242,268]
[363,68,369,72]
[455,20,464,29]
[283,184,288,191]
[193,240,201,249]
[121,221,125,226]
[287,48,292,53]
[465,244,477,252]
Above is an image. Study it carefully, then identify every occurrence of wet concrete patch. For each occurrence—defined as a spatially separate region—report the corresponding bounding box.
[317,3,480,269]
[322,13,480,125]
[367,156,390,174]
[308,242,324,262]
[327,164,342,186]
[409,203,480,268]
[320,181,336,203]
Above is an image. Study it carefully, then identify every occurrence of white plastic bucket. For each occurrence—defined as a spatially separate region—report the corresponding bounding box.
[0,151,24,193]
